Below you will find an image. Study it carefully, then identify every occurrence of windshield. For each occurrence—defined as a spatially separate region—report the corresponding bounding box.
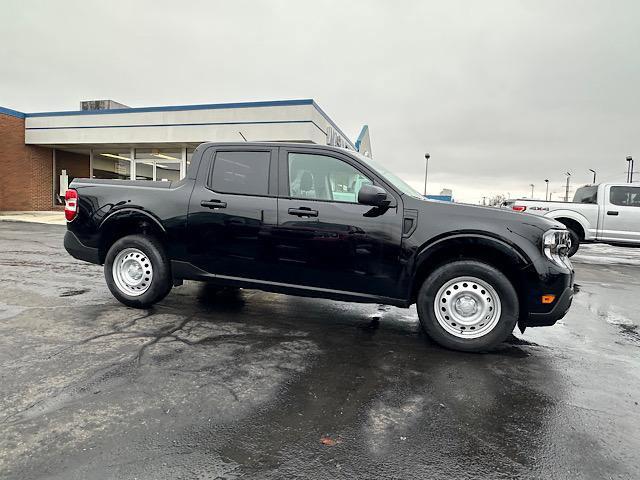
[354,153,423,199]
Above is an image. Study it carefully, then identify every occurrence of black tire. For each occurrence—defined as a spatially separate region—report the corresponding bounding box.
[416,260,519,352]
[104,234,172,308]
[566,228,580,257]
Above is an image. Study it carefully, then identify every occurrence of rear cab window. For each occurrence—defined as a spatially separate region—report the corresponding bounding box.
[208,151,270,196]
[573,186,598,204]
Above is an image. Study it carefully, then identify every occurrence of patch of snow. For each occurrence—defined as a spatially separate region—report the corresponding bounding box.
[572,243,640,266]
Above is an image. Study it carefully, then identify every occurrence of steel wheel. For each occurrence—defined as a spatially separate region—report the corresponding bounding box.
[112,248,153,297]
[433,276,502,339]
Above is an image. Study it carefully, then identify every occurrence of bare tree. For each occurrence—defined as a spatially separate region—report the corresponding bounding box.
[487,194,507,207]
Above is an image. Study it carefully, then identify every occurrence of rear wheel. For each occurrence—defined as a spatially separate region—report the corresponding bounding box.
[104,234,172,308]
[416,260,519,352]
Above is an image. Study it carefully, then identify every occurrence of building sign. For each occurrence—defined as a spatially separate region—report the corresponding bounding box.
[326,125,350,149]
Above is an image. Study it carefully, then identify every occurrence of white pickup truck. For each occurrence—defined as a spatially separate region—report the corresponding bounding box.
[511,182,640,256]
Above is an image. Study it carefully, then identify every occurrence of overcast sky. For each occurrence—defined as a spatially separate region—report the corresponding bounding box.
[1,0,638,203]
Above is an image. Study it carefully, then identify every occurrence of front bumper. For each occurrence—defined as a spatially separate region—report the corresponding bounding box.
[524,285,574,327]
[518,253,574,329]
[64,230,101,264]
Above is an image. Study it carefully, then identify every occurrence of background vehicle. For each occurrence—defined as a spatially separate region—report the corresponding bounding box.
[64,143,574,352]
[511,183,640,256]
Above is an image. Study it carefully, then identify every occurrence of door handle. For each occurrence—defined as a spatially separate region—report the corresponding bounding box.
[201,199,227,209]
[288,207,318,217]
[607,210,619,216]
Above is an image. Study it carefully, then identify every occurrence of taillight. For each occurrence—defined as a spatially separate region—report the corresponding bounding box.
[512,205,527,212]
[64,189,78,221]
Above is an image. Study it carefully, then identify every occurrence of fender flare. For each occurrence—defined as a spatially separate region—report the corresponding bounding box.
[410,232,534,297]
[544,210,590,239]
[99,208,166,234]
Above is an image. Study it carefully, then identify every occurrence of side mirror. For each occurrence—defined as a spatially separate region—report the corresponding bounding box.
[358,184,390,207]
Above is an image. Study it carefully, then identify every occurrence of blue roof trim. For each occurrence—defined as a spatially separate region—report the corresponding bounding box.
[310,101,355,149]
[355,125,369,152]
[0,106,26,119]
[25,99,315,118]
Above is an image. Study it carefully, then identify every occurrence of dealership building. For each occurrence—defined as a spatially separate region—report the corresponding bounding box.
[0,99,372,211]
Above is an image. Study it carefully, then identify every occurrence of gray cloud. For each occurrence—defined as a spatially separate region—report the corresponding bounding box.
[1,0,638,202]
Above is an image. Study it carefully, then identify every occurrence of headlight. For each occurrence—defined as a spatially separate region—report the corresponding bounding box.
[543,229,571,268]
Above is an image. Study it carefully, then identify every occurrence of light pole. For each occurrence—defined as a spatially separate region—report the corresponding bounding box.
[565,172,571,202]
[627,156,634,183]
[423,153,430,195]
[589,169,596,184]
[544,179,549,201]
[529,183,534,199]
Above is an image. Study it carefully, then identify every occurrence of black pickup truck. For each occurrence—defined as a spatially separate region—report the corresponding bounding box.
[64,142,574,352]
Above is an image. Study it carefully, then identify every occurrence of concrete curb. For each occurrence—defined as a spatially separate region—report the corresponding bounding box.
[0,212,66,226]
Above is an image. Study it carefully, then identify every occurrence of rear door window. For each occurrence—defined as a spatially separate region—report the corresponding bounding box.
[209,151,270,196]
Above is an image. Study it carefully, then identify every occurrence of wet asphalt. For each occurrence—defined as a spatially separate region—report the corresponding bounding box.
[0,222,638,480]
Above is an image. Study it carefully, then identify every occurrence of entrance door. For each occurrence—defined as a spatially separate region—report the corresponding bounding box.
[187,147,279,281]
[273,148,404,299]
[599,185,640,243]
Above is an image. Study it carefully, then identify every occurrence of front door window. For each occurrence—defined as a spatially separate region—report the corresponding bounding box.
[288,153,372,203]
[610,186,640,207]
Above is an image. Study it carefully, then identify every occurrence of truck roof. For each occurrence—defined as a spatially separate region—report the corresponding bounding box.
[514,182,640,202]
[197,141,354,154]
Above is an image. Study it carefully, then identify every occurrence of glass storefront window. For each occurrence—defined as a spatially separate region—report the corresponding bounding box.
[93,149,132,180]
[134,148,183,182]
[135,148,182,162]
[135,161,154,181]
[156,162,181,182]
[90,148,188,182]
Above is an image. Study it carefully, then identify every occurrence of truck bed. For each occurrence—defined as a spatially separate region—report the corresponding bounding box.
[512,198,599,240]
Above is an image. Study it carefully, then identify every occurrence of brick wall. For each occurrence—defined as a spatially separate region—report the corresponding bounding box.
[54,150,90,205]
[0,112,53,211]
[57,150,90,180]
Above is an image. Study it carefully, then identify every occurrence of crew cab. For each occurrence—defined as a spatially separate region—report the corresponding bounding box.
[64,142,574,352]
[511,183,640,256]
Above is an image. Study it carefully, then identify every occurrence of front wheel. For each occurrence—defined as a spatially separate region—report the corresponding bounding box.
[104,234,173,308]
[416,261,519,352]
[566,228,580,257]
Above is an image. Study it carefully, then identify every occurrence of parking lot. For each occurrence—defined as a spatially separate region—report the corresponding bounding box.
[0,221,638,479]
